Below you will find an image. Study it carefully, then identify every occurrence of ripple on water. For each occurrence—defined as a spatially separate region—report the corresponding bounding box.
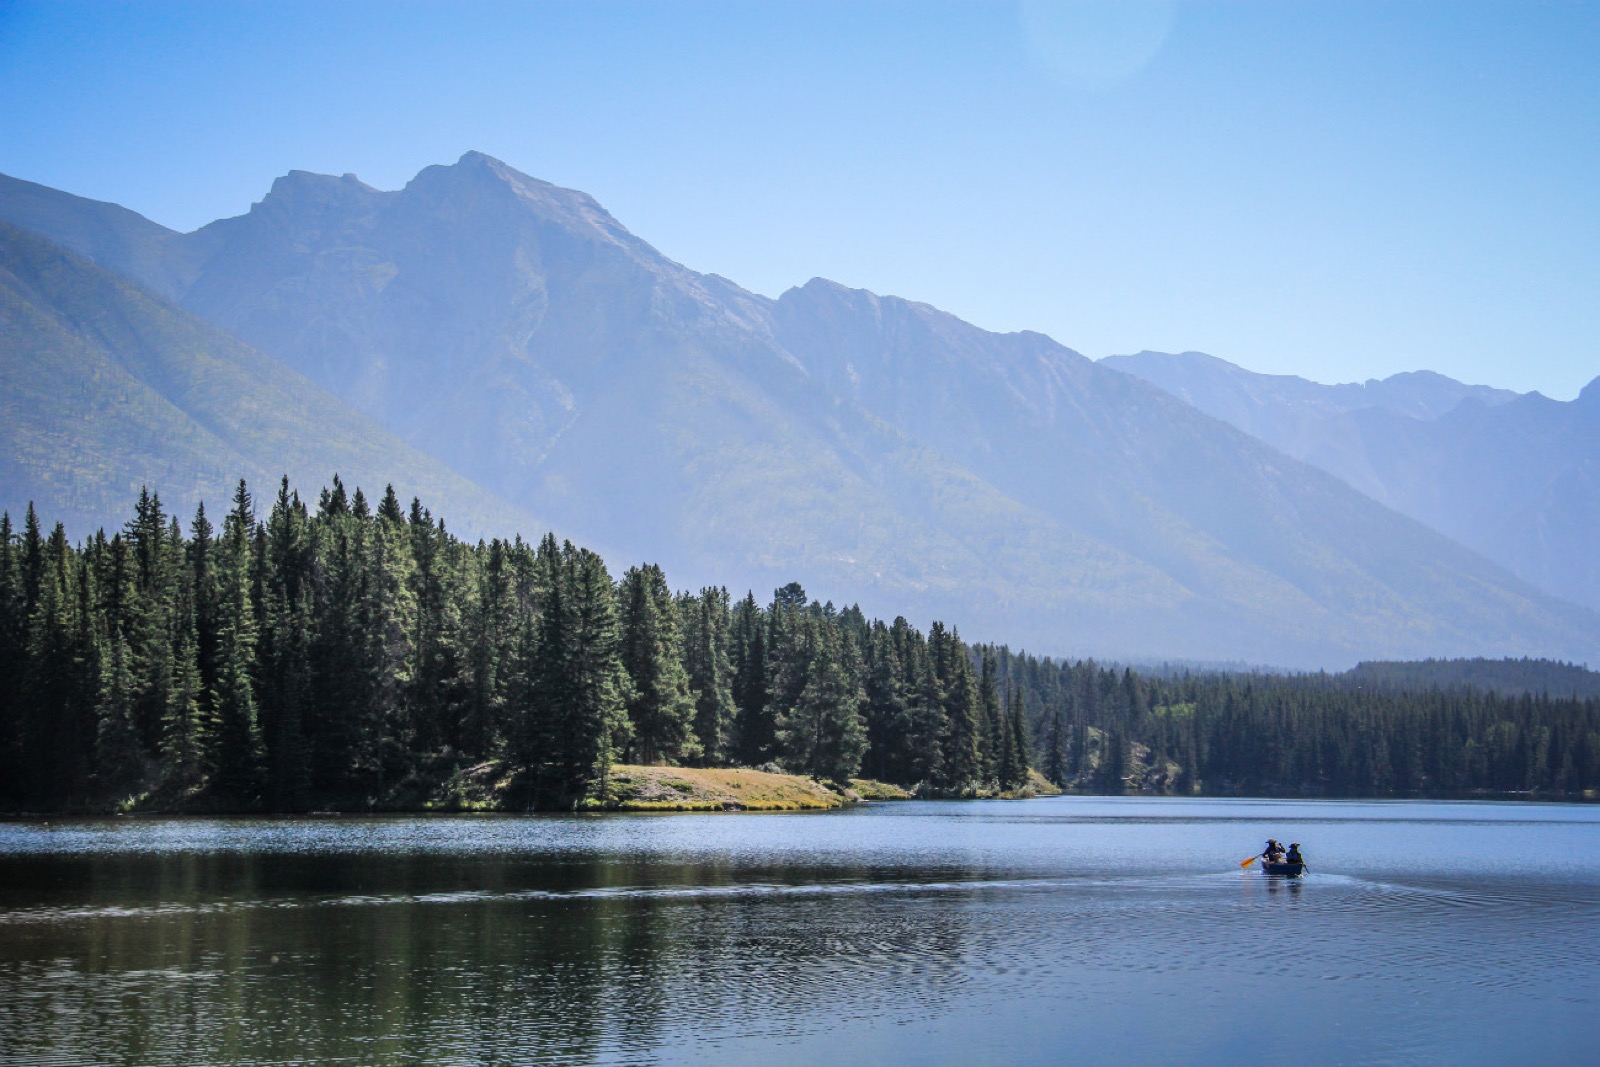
[3,804,1598,1066]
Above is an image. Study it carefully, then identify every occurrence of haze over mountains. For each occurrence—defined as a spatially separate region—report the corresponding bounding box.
[0,218,536,539]
[1105,351,1600,615]
[2,154,1596,667]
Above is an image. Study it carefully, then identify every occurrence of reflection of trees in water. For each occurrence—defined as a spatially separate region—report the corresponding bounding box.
[599,864,977,1047]
[0,851,978,1063]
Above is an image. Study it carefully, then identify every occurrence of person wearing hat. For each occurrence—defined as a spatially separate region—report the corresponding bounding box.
[1261,839,1285,863]
[1285,843,1306,867]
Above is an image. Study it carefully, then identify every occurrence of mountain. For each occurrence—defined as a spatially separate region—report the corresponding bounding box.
[0,219,536,540]
[3,155,1598,666]
[1101,350,1518,460]
[1103,350,1600,614]
[0,173,199,301]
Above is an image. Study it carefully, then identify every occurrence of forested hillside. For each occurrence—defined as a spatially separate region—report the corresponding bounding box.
[1004,658,1600,799]
[3,480,1596,813]
[1339,658,1600,700]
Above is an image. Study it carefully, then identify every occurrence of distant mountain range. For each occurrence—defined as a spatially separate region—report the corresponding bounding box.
[1104,351,1600,615]
[2,155,1597,667]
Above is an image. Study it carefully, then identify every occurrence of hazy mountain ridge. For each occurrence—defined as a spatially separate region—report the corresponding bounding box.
[3,155,1598,666]
[771,279,1600,662]
[1104,350,1600,614]
[0,219,539,540]
[1103,350,1519,425]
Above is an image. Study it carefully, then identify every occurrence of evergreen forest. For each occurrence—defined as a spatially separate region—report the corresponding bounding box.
[2,478,1597,813]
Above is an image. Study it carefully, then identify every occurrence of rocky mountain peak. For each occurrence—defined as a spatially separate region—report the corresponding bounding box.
[403,151,630,243]
[252,169,383,219]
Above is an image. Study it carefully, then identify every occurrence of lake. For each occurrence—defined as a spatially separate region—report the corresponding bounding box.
[2,797,1597,1065]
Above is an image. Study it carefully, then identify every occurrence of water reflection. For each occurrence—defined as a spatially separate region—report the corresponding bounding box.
[0,846,983,1065]
[3,800,1599,1065]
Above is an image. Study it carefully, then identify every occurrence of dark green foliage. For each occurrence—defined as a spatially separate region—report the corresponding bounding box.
[930,623,982,793]
[729,591,771,765]
[209,480,265,803]
[258,479,314,810]
[998,687,1032,792]
[0,512,23,804]
[3,479,1597,813]
[516,536,632,806]
[1340,658,1600,700]
[618,564,697,765]
[861,620,914,783]
[774,621,867,782]
[679,587,737,767]
[94,629,143,801]
[992,645,1600,798]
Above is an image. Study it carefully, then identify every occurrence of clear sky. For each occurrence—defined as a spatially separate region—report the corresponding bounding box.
[2,0,1597,398]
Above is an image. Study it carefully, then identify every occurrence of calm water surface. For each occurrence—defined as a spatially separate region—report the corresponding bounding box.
[1,797,1597,1065]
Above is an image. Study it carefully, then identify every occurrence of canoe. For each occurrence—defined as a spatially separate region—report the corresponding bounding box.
[1261,860,1305,876]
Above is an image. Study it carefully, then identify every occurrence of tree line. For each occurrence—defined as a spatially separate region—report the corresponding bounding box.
[0,478,1031,812]
[994,652,1600,798]
[2,478,1596,812]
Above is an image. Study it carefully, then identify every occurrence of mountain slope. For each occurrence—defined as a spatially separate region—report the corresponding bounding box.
[1104,350,1600,613]
[0,173,199,300]
[3,158,1597,666]
[0,220,537,539]
[771,279,1600,662]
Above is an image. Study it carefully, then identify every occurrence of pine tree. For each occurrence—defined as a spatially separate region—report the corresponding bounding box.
[680,587,736,767]
[94,628,144,801]
[1006,687,1033,791]
[513,537,632,804]
[763,587,814,751]
[160,592,207,798]
[931,624,982,793]
[120,488,179,758]
[568,546,633,790]
[977,650,1004,787]
[775,622,867,781]
[861,620,913,783]
[366,494,418,790]
[19,524,99,806]
[258,479,313,809]
[0,513,22,803]
[618,564,698,765]
[407,498,466,758]
[463,538,516,760]
[307,484,376,797]
[209,480,264,804]
[904,624,946,786]
[729,591,772,765]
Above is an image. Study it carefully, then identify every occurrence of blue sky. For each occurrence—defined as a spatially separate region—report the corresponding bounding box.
[2,0,1597,398]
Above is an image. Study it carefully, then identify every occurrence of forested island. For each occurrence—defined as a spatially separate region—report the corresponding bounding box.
[2,477,1597,814]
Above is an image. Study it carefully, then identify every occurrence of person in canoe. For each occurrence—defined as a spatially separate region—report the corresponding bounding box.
[1261,839,1285,863]
[1285,843,1306,868]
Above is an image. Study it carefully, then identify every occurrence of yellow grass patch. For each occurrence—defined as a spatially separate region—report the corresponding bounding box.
[848,778,913,800]
[591,765,849,811]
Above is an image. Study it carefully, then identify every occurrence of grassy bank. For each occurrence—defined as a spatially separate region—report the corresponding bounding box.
[88,762,1033,815]
[588,765,852,811]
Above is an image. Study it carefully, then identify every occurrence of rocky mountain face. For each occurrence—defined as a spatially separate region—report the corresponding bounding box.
[1104,350,1600,614]
[3,155,1597,666]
